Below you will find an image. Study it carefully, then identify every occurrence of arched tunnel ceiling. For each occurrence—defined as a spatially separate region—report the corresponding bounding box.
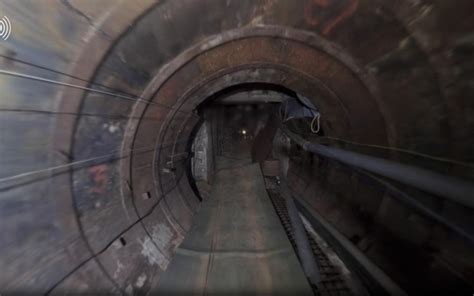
[0,0,473,294]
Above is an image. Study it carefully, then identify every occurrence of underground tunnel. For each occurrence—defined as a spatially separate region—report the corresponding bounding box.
[1,0,474,295]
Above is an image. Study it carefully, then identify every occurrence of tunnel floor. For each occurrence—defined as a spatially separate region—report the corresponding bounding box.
[156,156,313,294]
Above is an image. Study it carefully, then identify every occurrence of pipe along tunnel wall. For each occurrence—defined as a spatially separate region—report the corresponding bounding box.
[0,0,473,294]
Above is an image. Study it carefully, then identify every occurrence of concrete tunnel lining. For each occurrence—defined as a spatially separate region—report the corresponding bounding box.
[1,0,473,294]
[120,32,386,290]
[118,33,389,290]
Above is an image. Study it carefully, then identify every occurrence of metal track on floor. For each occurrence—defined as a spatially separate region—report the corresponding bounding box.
[264,177,353,296]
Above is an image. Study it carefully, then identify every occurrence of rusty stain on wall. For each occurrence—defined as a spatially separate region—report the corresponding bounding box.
[89,164,108,194]
[304,0,359,35]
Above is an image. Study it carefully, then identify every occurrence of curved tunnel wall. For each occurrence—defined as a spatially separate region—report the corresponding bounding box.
[1,0,473,293]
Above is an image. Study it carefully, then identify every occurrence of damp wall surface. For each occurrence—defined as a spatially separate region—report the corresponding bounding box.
[0,0,473,294]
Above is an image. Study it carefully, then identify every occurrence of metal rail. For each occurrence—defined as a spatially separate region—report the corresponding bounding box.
[281,182,322,286]
[295,198,408,296]
[280,126,474,209]
[266,185,354,295]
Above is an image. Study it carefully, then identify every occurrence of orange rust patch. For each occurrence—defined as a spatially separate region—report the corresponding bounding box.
[304,0,359,36]
[89,164,108,194]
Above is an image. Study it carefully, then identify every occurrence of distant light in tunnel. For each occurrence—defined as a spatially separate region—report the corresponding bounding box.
[241,129,247,135]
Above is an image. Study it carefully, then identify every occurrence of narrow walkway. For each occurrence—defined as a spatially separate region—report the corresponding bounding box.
[156,157,313,295]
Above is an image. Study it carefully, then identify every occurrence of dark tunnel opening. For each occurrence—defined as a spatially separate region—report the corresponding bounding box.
[1,1,474,295]
[188,83,320,199]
